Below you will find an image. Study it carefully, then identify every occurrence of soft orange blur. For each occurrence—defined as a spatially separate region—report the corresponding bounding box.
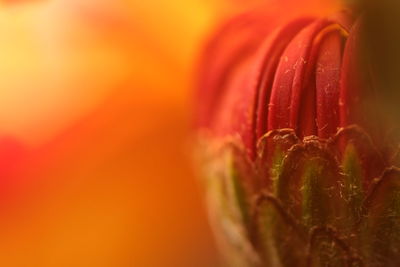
[0,0,341,266]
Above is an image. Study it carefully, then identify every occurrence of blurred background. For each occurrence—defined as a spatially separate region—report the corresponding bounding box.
[0,0,364,266]
[0,0,265,266]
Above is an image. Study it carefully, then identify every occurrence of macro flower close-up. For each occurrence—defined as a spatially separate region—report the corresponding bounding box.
[1,0,400,267]
[195,0,400,266]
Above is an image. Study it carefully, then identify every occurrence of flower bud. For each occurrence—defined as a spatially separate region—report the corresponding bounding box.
[195,8,400,267]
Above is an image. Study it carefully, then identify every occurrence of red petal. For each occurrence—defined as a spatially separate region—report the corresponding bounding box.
[195,12,277,129]
[255,18,314,140]
[267,19,332,135]
[211,17,313,158]
[315,26,347,138]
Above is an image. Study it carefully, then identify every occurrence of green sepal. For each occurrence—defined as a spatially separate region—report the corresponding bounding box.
[300,158,349,266]
[202,141,260,267]
[361,167,400,266]
[341,143,364,228]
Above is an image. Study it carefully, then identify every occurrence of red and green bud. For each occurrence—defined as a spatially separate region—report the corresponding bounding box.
[195,8,400,267]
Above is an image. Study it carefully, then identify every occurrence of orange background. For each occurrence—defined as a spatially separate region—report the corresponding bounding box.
[0,0,339,266]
